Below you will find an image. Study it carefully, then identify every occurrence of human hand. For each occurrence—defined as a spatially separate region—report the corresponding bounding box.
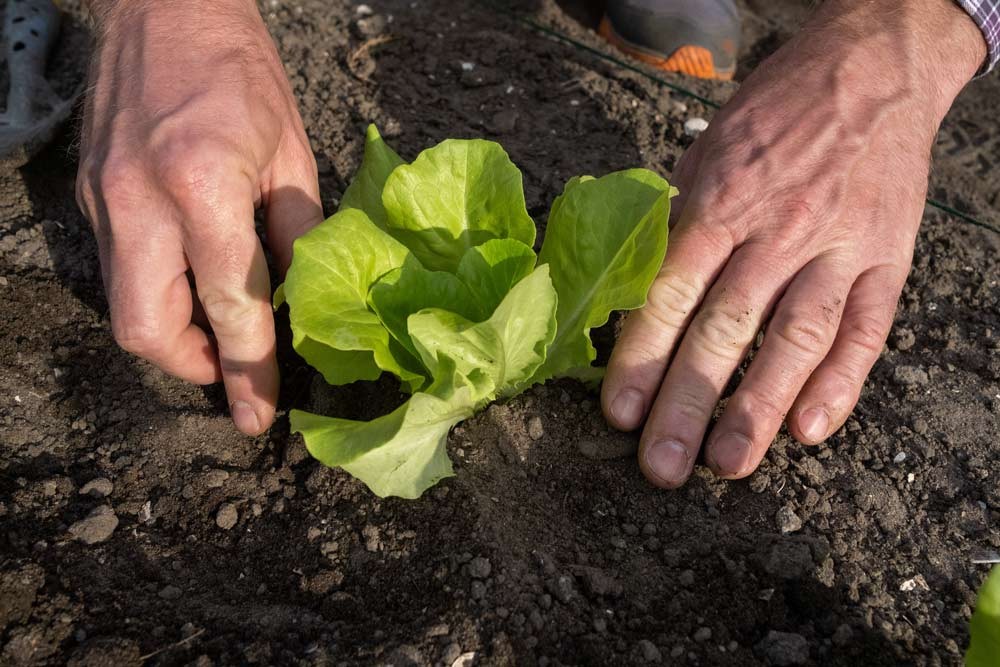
[602,0,987,487]
[77,0,322,435]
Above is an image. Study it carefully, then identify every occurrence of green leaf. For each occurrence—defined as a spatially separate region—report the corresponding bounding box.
[408,265,557,400]
[532,169,673,383]
[283,207,424,389]
[455,238,537,317]
[339,124,406,228]
[368,256,480,363]
[290,357,476,499]
[382,139,536,272]
[967,566,1000,667]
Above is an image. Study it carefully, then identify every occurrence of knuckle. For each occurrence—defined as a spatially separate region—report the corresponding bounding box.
[729,390,786,425]
[689,304,756,359]
[769,311,834,358]
[845,313,888,357]
[199,289,265,333]
[111,316,162,358]
[91,157,148,213]
[643,270,702,330]
[153,136,239,207]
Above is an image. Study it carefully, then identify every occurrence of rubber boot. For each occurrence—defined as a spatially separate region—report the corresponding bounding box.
[600,0,741,80]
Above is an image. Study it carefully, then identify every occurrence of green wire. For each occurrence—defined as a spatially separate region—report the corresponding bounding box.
[488,4,999,235]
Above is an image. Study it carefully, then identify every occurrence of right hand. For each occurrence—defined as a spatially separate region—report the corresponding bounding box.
[77,0,323,435]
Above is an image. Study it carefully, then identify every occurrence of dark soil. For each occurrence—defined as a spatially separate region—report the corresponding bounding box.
[2,1,999,666]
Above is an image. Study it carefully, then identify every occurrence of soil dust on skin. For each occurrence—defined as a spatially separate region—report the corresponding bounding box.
[1,1,999,665]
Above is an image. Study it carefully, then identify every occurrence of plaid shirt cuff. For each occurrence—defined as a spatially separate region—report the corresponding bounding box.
[957,0,1000,74]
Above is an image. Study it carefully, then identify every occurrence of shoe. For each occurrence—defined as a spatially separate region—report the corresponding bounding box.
[599,0,740,80]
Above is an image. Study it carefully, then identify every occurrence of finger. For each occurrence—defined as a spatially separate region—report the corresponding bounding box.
[601,216,733,432]
[788,264,903,444]
[265,142,323,274]
[104,224,221,385]
[184,183,279,436]
[638,243,796,488]
[704,253,855,478]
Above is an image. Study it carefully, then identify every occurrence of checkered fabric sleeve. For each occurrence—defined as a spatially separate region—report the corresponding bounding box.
[957,0,1000,73]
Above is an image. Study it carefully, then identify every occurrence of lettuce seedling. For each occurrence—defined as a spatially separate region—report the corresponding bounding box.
[277,125,676,498]
[967,566,1000,666]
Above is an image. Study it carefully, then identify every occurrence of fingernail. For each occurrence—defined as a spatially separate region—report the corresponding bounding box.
[644,440,691,486]
[611,389,644,428]
[799,407,829,442]
[230,400,261,435]
[710,433,753,476]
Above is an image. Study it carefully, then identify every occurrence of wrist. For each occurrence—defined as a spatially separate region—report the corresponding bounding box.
[86,0,260,37]
[802,0,986,126]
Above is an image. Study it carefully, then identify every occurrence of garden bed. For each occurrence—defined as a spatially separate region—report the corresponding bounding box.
[1,1,998,664]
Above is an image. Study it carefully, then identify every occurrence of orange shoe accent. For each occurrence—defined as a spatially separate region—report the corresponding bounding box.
[598,16,734,81]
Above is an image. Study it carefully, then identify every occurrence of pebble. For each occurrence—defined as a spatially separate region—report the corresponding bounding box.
[203,470,229,489]
[893,452,907,464]
[158,585,182,600]
[637,639,662,662]
[693,627,712,642]
[68,506,118,544]
[527,416,544,440]
[776,506,803,534]
[683,117,709,136]
[451,653,477,667]
[468,557,492,579]
[215,503,238,530]
[756,631,809,666]
[355,3,373,16]
[899,574,929,592]
[80,478,113,498]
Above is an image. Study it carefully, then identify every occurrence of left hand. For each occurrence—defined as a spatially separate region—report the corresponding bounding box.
[601,0,987,488]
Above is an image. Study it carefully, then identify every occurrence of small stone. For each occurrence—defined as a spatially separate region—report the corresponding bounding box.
[355,4,373,17]
[912,417,929,434]
[460,62,475,71]
[527,416,544,441]
[893,452,907,464]
[693,627,712,642]
[637,639,662,662]
[68,506,118,544]
[893,365,929,386]
[80,478,113,498]
[683,117,709,136]
[451,653,477,667]
[470,580,486,600]
[899,574,929,592]
[215,503,238,530]
[670,645,685,658]
[468,557,492,579]
[776,506,803,534]
[756,631,809,666]
[158,585,182,600]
